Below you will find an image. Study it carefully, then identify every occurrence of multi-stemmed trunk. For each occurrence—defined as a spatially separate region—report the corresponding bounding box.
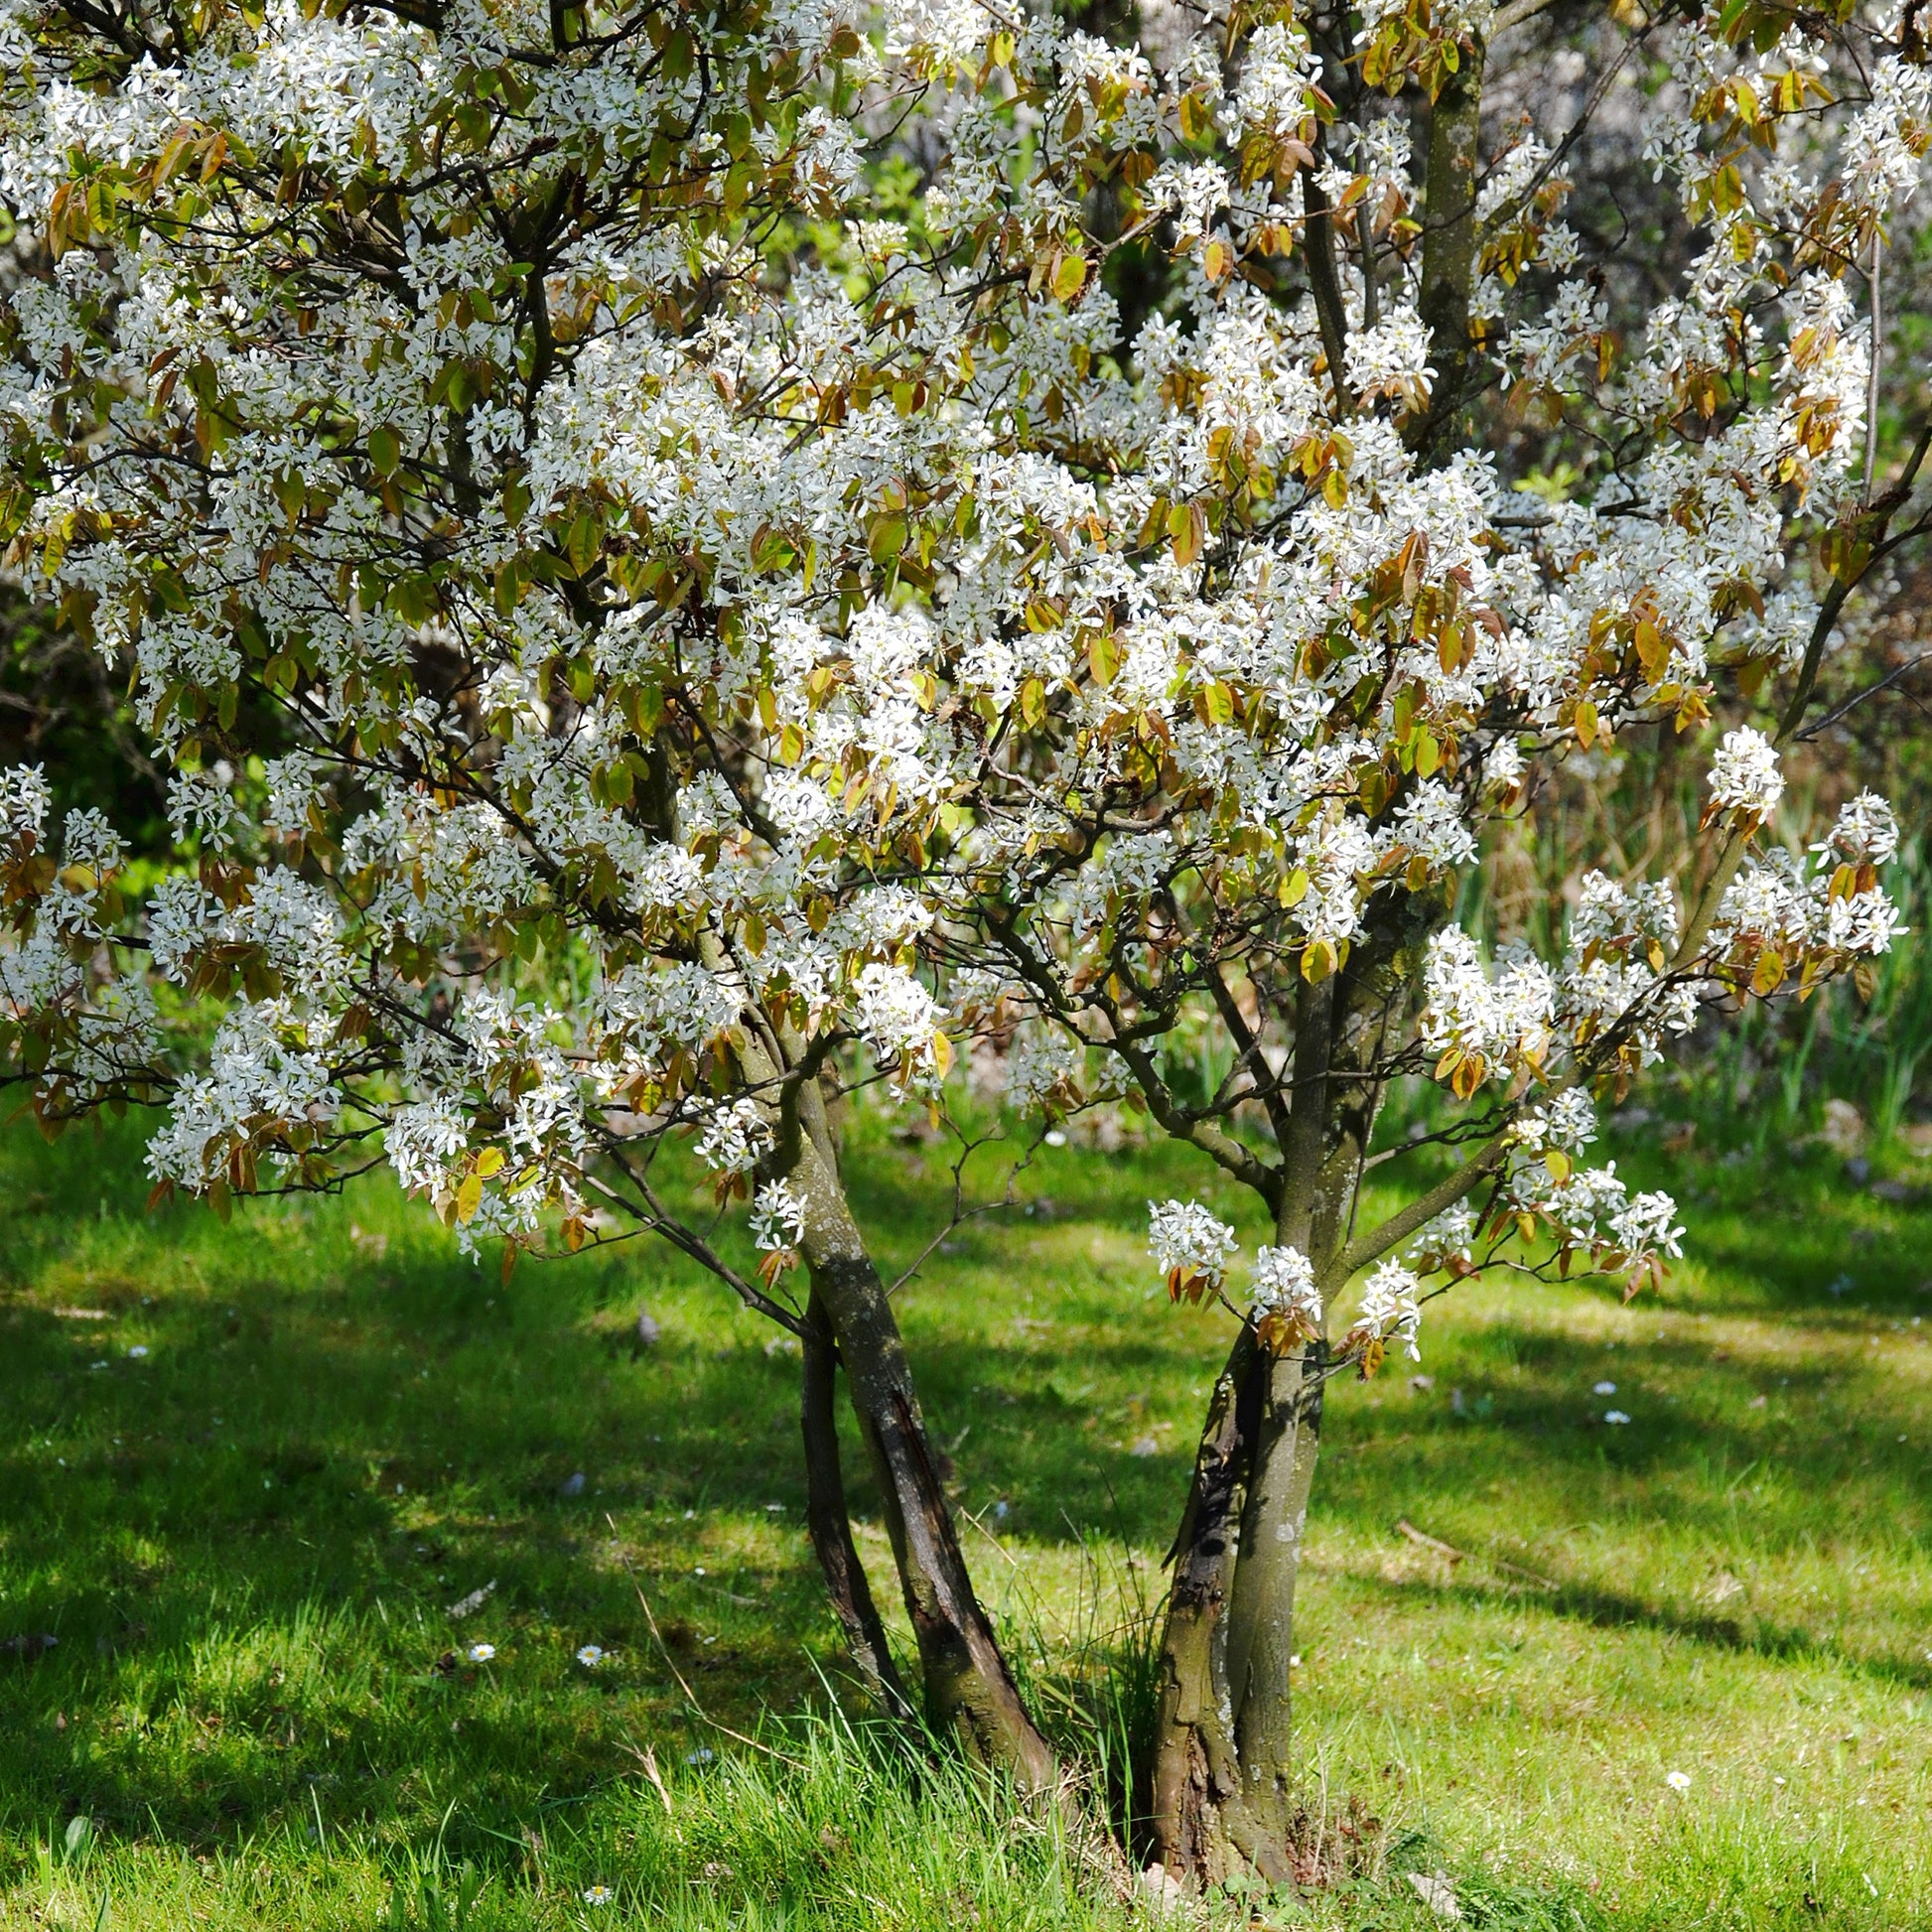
[1147,1327,1325,1882]
[799,1283,920,1725]
[710,993,1056,1785]
[1142,19,1493,1871]
[1147,968,1388,1880]
[784,1079,1058,1786]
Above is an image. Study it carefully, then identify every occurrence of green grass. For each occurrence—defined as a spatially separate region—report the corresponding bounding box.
[2,1107,1930,1929]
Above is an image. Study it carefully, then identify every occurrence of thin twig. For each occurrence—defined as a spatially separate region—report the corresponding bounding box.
[1796,649,1930,741]
[605,1513,805,1768]
[1864,225,1883,506]
[885,1117,1040,1297]
[1396,1518,1556,1588]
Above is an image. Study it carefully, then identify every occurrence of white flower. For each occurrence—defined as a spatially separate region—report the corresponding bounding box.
[166,768,239,848]
[61,807,125,876]
[1345,307,1436,404]
[1006,1025,1085,1115]
[1407,1201,1476,1271]
[1389,781,1478,873]
[1233,21,1318,138]
[694,1098,771,1175]
[1250,1243,1319,1321]
[468,1642,496,1662]
[1666,1769,1691,1790]
[1815,791,1899,868]
[1604,1410,1631,1425]
[750,1179,806,1252]
[262,751,327,838]
[1593,1380,1616,1395]
[1148,1199,1238,1293]
[0,765,51,841]
[1482,737,1527,793]
[582,1883,614,1904]
[1824,888,1902,955]
[1353,1260,1423,1361]
[575,1644,607,1668]
[852,962,944,1066]
[1420,929,1556,1080]
[1610,1190,1684,1262]
[1707,728,1784,820]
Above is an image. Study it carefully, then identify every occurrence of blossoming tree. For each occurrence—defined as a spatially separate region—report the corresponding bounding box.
[910,0,1923,1879]
[0,0,1070,1783]
[1,0,1927,1890]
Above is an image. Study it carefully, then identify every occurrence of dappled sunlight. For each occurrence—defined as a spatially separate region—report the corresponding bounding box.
[3,1112,1930,1925]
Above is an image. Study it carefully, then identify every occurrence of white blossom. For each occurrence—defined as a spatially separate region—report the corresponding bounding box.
[694,1098,772,1176]
[1352,1261,1423,1361]
[751,1179,807,1252]
[853,962,944,1067]
[1250,1244,1321,1326]
[1707,728,1784,820]
[1149,1199,1238,1291]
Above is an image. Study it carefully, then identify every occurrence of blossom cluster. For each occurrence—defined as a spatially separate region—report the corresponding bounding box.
[1148,1199,1239,1302]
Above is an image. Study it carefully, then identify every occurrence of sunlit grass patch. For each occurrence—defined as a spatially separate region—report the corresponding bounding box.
[1,1110,1929,1927]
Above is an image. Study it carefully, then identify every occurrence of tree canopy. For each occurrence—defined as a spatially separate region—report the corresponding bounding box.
[1,0,1926,1885]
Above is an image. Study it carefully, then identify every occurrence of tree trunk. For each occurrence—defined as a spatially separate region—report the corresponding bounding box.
[800,1284,918,1725]
[788,1100,1058,1787]
[732,1016,1056,1786]
[1147,1328,1324,1884]
[1224,1342,1324,1829]
[1410,44,1485,459]
[1150,979,1337,1883]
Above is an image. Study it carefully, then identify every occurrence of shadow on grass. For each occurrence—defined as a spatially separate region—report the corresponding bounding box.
[1348,1559,1932,1699]
[3,1113,1929,1876]
[0,1122,852,1857]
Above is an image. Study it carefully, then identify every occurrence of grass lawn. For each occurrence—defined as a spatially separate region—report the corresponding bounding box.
[1,1106,1929,1929]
